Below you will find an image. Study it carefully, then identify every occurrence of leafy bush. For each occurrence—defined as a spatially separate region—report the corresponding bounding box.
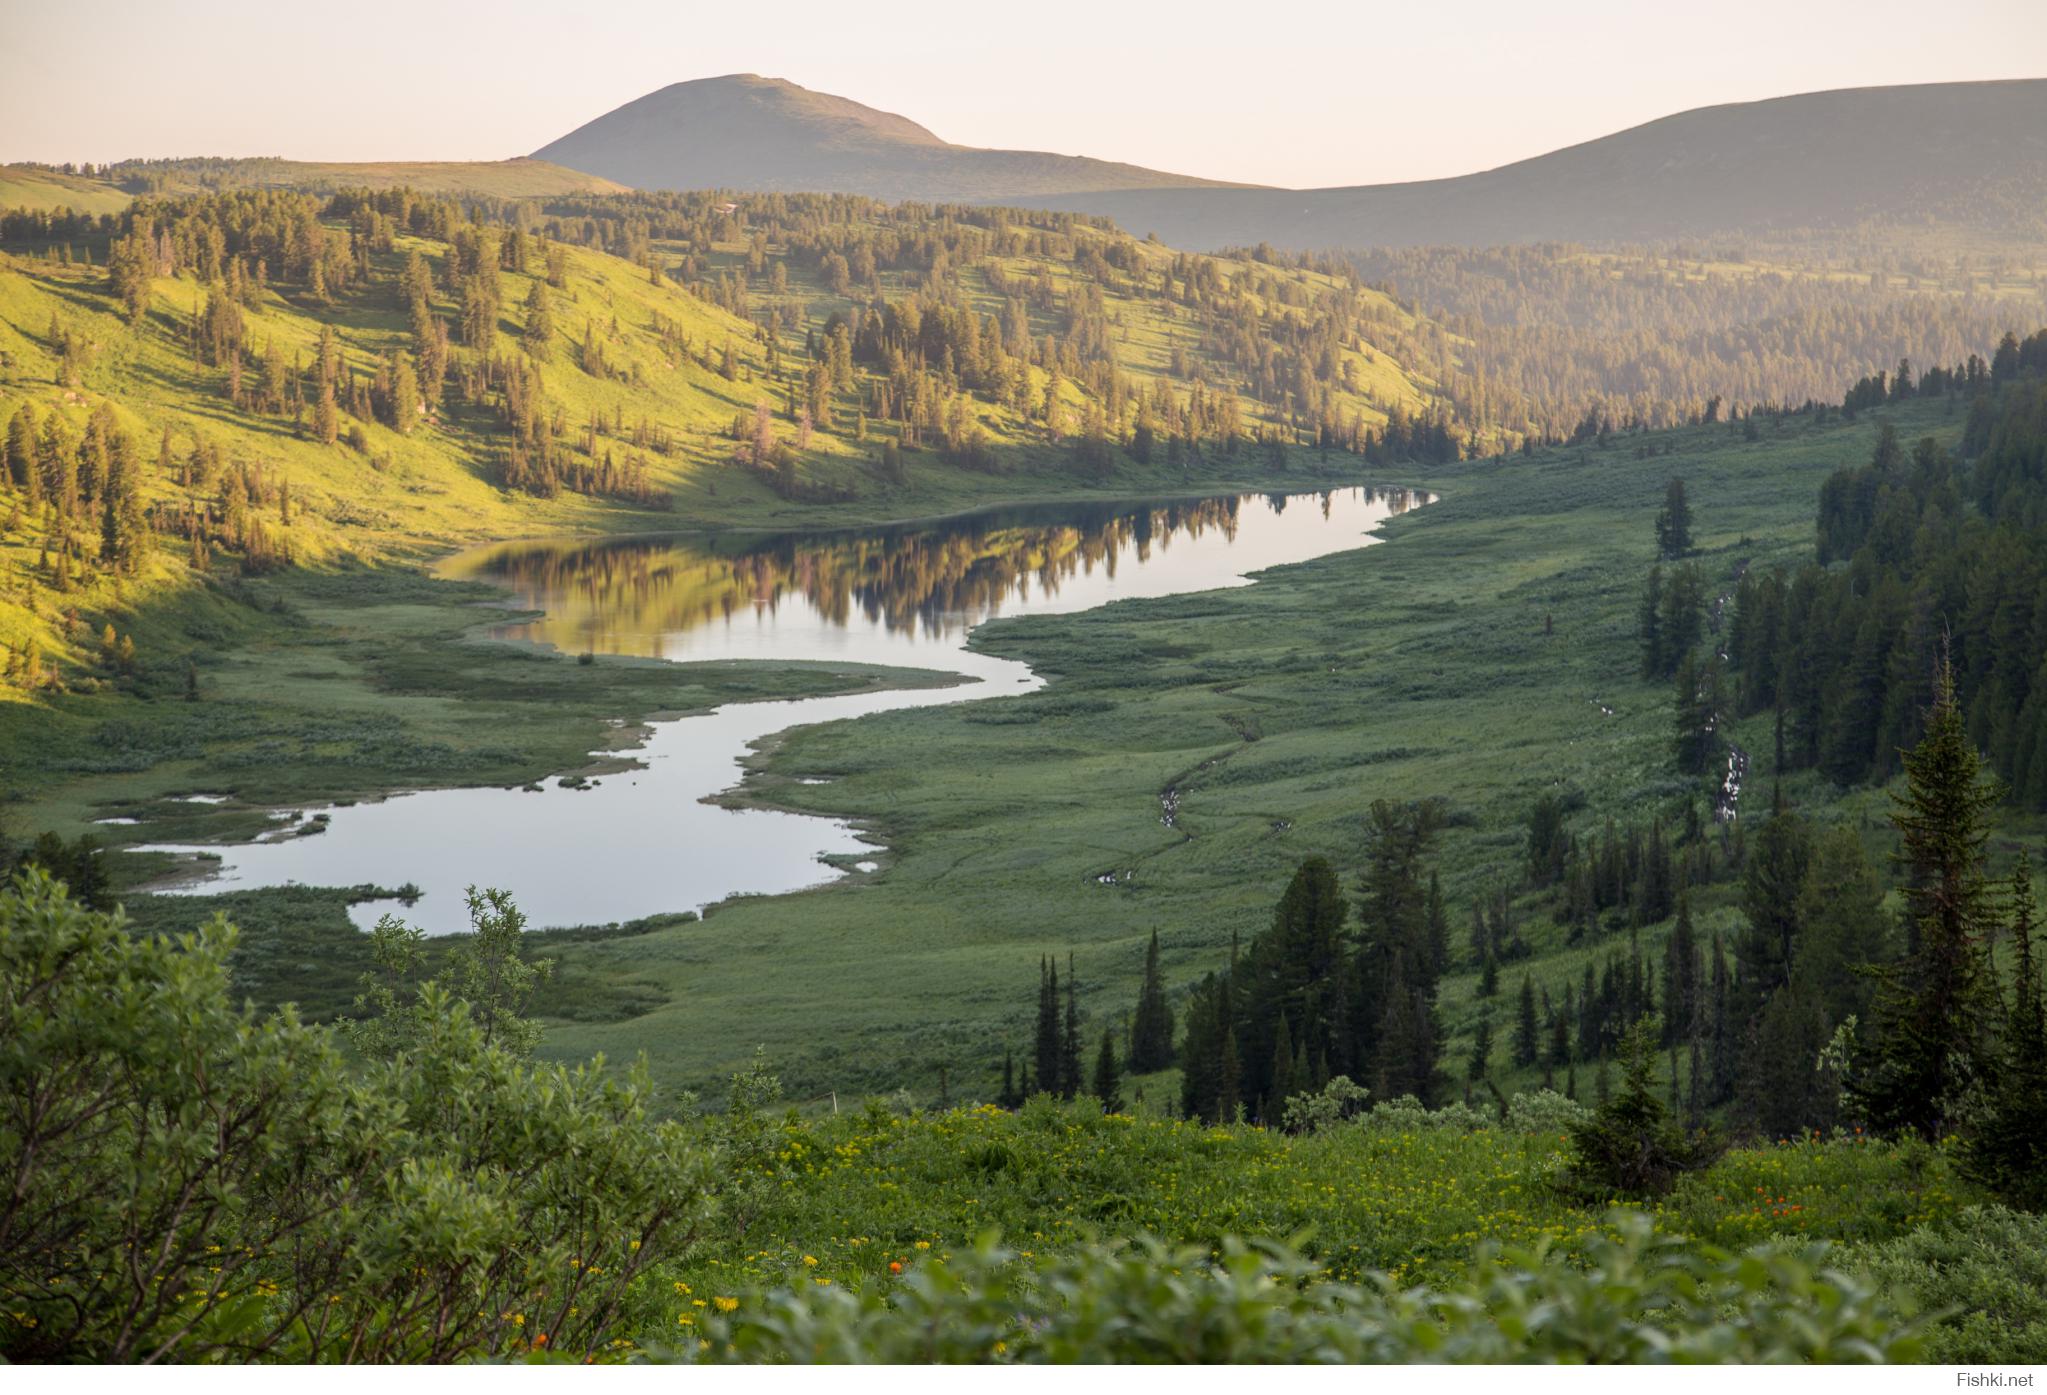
[1280,1075,1370,1133]
[1505,1088,1592,1135]
[1852,1206,2047,1364]
[0,872,713,1362]
[676,1213,1923,1363]
[1361,1094,1490,1133]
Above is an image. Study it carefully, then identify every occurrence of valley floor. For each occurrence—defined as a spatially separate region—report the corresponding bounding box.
[23,397,2033,1111]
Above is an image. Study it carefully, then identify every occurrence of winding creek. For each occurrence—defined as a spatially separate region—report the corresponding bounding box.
[139,485,1426,933]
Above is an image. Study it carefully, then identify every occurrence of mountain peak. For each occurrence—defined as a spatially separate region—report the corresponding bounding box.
[533,76,1241,201]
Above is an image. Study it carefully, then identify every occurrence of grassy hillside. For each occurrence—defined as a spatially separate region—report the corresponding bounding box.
[0,165,132,215]
[0,159,627,206]
[0,190,1459,696]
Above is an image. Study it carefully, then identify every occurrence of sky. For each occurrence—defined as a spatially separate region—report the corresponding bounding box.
[2,0,2041,188]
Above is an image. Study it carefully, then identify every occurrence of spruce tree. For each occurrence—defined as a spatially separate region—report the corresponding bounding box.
[1033,958,1061,1098]
[1091,1029,1123,1114]
[1466,1012,1494,1084]
[1060,961,1082,1099]
[1569,1017,1717,1196]
[1655,477,1694,558]
[1851,653,2002,1139]
[1512,974,1540,1067]
[1128,929,1175,1072]
[1962,853,2047,1205]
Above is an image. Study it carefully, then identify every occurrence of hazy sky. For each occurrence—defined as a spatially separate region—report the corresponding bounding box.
[2,0,2041,187]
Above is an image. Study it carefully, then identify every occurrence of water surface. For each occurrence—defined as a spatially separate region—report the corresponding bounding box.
[141,486,1424,932]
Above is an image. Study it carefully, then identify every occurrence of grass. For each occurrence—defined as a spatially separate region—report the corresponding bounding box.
[0,159,624,206]
[517,397,2034,1103]
[0,165,133,216]
[640,1097,2019,1359]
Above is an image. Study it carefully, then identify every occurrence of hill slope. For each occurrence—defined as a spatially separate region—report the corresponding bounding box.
[0,159,626,210]
[1033,80,2047,251]
[0,189,1454,697]
[533,74,1250,201]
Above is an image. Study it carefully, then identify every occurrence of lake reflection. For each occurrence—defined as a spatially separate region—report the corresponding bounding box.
[143,486,1425,932]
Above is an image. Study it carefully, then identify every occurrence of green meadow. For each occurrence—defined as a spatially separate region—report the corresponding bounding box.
[522,402,1982,1102]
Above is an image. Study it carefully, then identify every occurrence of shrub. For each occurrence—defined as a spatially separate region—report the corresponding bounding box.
[677,1212,1923,1363]
[1280,1075,1370,1134]
[1852,1206,2047,1364]
[0,872,714,1362]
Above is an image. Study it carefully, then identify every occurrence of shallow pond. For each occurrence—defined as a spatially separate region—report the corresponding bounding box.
[140,485,1425,932]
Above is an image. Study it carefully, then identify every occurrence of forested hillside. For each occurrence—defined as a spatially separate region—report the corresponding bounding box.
[1727,334,2047,802]
[1348,243,2047,439]
[0,187,1454,694]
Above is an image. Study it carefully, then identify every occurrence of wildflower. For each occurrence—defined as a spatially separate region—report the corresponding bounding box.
[888,1261,903,1274]
[713,1296,739,1313]
[802,1255,818,1267]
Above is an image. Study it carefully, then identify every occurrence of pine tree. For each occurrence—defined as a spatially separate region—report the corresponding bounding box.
[1466,1012,1494,1084]
[1128,929,1175,1072]
[1060,961,1082,1099]
[1962,853,2046,1205]
[1570,1017,1717,1196]
[1217,1027,1241,1122]
[1512,974,1540,1067]
[1033,957,1061,1098]
[522,281,554,357]
[1091,1029,1123,1114]
[1266,1012,1297,1118]
[390,355,421,436]
[1850,652,2002,1139]
[1655,477,1694,558]
[1639,565,1666,679]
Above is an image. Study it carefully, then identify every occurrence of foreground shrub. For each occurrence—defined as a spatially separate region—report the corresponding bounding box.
[1851,1206,2047,1364]
[677,1212,1923,1363]
[0,872,713,1362]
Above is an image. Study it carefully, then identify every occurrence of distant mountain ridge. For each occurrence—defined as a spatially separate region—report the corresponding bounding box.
[536,76,2047,251]
[531,74,1253,202]
[1039,79,2047,250]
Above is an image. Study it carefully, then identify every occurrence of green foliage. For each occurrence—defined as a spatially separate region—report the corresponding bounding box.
[682,1213,1922,1363]
[1850,653,2002,1139]
[0,873,712,1361]
[1963,852,2047,1207]
[1279,1075,1371,1134]
[1852,1205,2047,1364]
[1569,1018,1720,1197]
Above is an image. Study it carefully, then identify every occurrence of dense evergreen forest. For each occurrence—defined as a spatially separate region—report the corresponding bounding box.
[1726,334,2047,804]
[1347,242,2047,442]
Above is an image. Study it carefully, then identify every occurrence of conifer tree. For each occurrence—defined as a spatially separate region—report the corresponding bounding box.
[1091,1029,1122,1114]
[1128,929,1175,1072]
[1964,853,2047,1205]
[1512,973,1540,1067]
[1850,653,2002,1138]
[1466,1012,1494,1084]
[1060,960,1082,1100]
[1033,957,1061,1098]
[1655,477,1694,558]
